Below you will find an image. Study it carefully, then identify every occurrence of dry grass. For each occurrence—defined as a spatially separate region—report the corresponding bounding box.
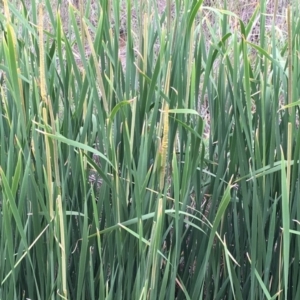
[13,1,291,66]
[11,1,292,41]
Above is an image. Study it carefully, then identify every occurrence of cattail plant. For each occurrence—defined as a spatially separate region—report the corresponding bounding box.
[0,0,299,299]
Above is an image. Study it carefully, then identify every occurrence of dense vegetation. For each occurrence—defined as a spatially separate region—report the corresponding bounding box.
[0,0,300,299]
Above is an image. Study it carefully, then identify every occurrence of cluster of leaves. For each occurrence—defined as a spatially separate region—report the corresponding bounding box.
[0,0,300,299]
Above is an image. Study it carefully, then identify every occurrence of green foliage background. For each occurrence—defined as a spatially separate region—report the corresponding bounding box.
[0,0,300,299]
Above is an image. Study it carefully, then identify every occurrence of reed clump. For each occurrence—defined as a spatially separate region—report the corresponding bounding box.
[0,1,299,299]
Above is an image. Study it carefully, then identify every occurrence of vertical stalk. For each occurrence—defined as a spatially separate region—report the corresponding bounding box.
[167,0,171,33]
[39,3,53,218]
[79,0,85,47]
[287,6,292,115]
[38,5,56,300]
[39,4,65,298]
[287,123,292,199]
